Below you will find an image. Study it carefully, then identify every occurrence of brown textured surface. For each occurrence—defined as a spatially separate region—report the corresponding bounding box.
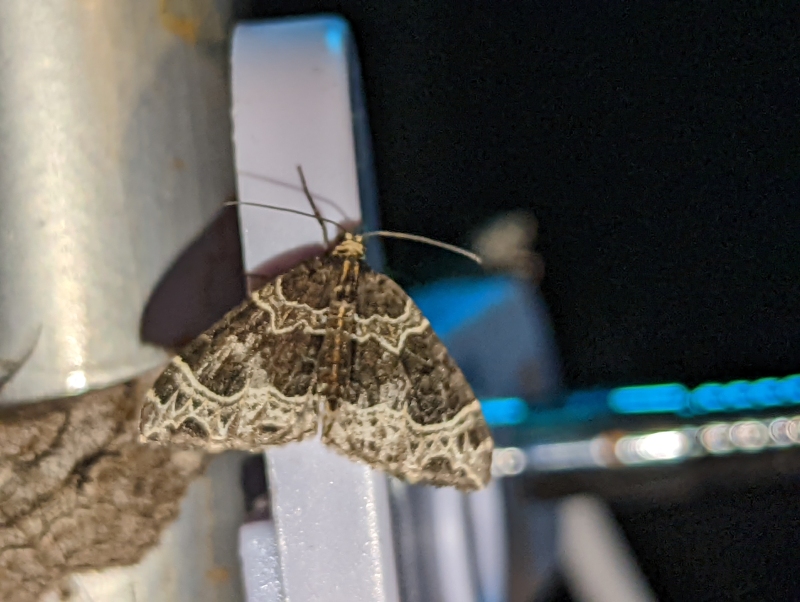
[141,234,493,490]
[0,376,205,602]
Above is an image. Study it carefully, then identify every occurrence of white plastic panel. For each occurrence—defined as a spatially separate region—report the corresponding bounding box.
[230,16,400,602]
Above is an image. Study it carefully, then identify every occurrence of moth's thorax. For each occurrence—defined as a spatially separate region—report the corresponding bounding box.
[331,232,365,259]
[330,255,362,305]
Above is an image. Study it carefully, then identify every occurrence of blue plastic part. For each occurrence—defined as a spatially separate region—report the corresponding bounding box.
[410,277,515,339]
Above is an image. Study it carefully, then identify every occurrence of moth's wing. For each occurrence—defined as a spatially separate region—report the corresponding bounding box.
[321,268,494,492]
[140,257,334,452]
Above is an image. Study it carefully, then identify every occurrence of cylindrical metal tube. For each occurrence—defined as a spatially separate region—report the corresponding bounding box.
[0,0,236,404]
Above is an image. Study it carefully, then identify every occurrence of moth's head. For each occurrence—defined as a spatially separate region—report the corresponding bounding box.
[331,232,365,259]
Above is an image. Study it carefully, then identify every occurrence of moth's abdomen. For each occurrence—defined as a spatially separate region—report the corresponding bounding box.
[315,301,356,409]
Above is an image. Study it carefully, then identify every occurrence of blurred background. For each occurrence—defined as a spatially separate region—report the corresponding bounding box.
[235,1,800,600]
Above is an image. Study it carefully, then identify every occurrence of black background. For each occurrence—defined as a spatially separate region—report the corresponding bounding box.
[235,3,800,600]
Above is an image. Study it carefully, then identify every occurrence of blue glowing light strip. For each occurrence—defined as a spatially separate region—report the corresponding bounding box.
[479,373,800,428]
[480,397,530,426]
[609,374,800,415]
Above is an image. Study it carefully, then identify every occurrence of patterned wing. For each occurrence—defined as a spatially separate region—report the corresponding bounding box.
[139,257,335,452]
[320,267,494,492]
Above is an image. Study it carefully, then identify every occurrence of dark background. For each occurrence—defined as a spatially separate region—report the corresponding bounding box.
[235,2,800,600]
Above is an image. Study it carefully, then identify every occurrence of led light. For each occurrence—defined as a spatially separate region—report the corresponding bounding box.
[480,397,529,426]
[609,383,688,414]
[777,375,800,404]
[615,430,691,465]
[636,430,691,461]
[769,418,793,447]
[719,380,751,411]
[748,378,781,408]
[527,437,610,472]
[787,416,800,443]
[610,374,800,417]
[492,447,527,476]
[699,423,734,454]
[729,420,770,451]
[691,383,725,413]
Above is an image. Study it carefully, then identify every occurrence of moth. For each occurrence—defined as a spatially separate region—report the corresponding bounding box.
[139,171,494,492]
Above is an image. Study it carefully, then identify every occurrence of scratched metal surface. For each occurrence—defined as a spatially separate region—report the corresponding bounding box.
[231,17,401,602]
[0,0,238,404]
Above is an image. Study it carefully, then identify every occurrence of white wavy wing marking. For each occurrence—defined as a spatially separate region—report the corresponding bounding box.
[323,399,493,491]
[251,277,329,335]
[352,299,431,354]
[141,356,321,451]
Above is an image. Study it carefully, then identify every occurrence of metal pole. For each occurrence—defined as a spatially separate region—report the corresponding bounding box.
[0,2,248,600]
[0,0,237,404]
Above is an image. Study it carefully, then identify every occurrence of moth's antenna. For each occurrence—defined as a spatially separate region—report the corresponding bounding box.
[362,230,483,266]
[231,169,480,266]
[237,170,341,210]
[296,166,329,247]
[223,200,345,231]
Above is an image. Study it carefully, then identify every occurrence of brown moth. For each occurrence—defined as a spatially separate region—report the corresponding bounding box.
[139,175,494,492]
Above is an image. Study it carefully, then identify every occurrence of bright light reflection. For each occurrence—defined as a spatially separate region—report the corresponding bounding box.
[699,423,733,454]
[616,430,690,465]
[729,420,769,450]
[787,417,800,443]
[65,370,87,392]
[491,447,527,476]
[528,438,609,472]
[769,418,793,447]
